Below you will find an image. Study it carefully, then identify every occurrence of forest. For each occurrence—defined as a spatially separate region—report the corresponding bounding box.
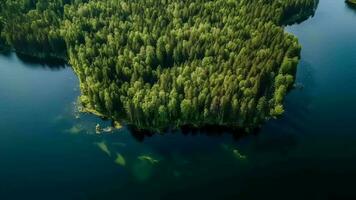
[0,0,317,131]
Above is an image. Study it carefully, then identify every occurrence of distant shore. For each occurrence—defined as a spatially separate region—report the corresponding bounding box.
[346,0,356,7]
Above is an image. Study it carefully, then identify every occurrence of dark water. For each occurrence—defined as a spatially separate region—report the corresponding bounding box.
[0,0,356,199]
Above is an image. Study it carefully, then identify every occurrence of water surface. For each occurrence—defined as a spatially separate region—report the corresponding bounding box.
[0,0,356,199]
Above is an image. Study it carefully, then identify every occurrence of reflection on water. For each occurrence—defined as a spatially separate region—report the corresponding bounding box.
[1,51,66,70]
[16,53,66,69]
[128,124,255,143]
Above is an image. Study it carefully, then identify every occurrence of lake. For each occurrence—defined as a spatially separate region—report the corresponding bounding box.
[0,0,356,199]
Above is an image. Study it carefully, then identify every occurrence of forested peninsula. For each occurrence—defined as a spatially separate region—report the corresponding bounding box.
[0,0,317,131]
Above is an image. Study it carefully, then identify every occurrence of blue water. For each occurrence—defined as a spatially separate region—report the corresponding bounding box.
[0,0,356,199]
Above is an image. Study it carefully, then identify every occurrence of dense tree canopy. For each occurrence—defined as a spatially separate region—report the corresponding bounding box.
[0,0,317,131]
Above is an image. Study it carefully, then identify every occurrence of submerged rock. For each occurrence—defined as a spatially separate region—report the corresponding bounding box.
[132,160,154,182]
[95,124,102,134]
[103,126,114,133]
[65,125,83,134]
[138,155,159,165]
[96,123,121,134]
[95,141,111,157]
[233,149,247,160]
[114,153,126,167]
[221,143,247,160]
[114,121,122,129]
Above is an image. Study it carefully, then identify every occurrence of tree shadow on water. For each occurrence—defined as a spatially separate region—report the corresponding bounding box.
[128,124,261,143]
[15,52,67,70]
[0,49,67,70]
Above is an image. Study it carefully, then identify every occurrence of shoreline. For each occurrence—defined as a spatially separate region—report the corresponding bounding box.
[346,0,356,7]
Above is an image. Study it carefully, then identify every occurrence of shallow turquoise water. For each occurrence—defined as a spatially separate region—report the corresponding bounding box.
[0,0,356,199]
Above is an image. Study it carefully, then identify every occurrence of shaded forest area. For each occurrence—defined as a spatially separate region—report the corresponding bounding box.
[0,0,317,131]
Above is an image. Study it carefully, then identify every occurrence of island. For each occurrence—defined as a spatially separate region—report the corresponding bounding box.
[0,0,317,132]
